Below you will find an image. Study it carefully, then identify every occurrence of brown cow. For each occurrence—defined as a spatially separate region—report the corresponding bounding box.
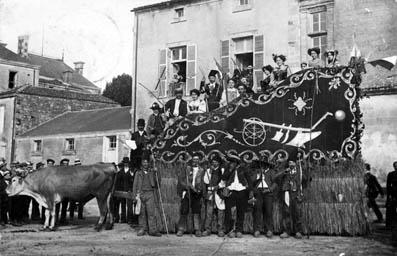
[6,163,116,231]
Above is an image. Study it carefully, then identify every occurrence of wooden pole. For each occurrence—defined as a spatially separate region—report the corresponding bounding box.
[132,12,139,133]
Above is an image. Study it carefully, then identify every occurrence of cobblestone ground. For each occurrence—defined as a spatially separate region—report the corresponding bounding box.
[0,200,396,256]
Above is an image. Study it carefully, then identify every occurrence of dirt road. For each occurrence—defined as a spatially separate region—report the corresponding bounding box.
[1,219,396,256]
[1,200,396,256]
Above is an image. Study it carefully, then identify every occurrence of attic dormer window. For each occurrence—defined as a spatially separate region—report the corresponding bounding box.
[172,8,186,23]
[175,8,184,18]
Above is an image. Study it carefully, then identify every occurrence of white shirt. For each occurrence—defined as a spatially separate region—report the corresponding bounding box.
[257,168,269,188]
[124,167,129,174]
[173,99,181,116]
[192,166,199,189]
[228,169,246,191]
[138,131,144,136]
[209,82,216,90]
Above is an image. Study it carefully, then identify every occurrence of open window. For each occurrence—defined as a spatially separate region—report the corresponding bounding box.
[233,36,253,70]
[8,71,17,89]
[33,140,42,152]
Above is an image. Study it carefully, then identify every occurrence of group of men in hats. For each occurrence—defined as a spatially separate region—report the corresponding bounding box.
[172,153,307,239]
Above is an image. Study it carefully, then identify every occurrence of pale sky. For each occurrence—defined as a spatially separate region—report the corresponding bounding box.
[0,0,163,90]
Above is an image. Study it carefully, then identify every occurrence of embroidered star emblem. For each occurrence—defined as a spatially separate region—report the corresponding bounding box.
[293,97,307,111]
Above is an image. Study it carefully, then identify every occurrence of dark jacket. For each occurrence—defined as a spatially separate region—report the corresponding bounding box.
[251,168,278,193]
[386,171,397,202]
[132,168,160,198]
[278,166,307,193]
[177,165,204,197]
[115,168,135,192]
[222,165,252,191]
[130,130,147,157]
[146,114,165,136]
[365,172,384,199]
[165,98,188,118]
[201,82,223,104]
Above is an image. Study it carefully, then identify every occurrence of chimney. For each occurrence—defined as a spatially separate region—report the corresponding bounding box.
[17,35,29,58]
[73,61,85,75]
[62,70,73,83]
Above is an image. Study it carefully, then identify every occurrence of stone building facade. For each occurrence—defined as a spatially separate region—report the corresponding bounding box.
[0,86,119,164]
[131,0,300,119]
[15,107,131,165]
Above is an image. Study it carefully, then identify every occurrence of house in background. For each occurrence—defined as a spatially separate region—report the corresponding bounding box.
[16,35,101,94]
[0,42,40,92]
[0,86,119,164]
[15,106,132,165]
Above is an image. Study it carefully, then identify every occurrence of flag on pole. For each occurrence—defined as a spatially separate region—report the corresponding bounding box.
[368,56,397,70]
[350,43,361,58]
[213,58,224,79]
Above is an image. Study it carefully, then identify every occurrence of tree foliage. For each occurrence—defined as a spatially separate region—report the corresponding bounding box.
[102,73,132,106]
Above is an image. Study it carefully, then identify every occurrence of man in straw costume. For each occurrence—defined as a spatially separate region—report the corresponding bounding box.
[132,154,162,237]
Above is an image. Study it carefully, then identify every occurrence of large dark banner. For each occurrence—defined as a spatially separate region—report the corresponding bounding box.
[154,67,359,163]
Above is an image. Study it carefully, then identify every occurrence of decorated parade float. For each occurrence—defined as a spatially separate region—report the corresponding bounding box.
[152,65,369,236]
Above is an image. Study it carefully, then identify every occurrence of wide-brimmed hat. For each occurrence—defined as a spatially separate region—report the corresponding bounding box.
[150,102,161,110]
[226,154,241,163]
[208,70,219,78]
[46,159,55,164]
[253,159,274,169]
[174,87,183,94]
[137,118,145,127]
[307,47,321,56]
[122,157,130,164]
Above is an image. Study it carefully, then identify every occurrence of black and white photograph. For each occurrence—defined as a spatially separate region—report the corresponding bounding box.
[0,0,397,255]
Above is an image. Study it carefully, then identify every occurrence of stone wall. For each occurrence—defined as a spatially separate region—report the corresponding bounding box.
[15,94,119,136]
[15,132,131,165]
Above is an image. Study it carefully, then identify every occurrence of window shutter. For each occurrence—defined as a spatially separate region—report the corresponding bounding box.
[186,45,197,95]
[253,35,264,90]
[158,49,167,97]
[221,40,230,73]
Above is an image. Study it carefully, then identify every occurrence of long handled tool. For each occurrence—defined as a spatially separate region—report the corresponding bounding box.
[152,153,169,236]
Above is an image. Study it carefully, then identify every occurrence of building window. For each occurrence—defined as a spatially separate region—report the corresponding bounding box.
[33,140,42,152]
[108,136,117,149]
[233,36,253,70]
[169,46,187,95]
[8,71,17,89]
[65,138,75,151]
[312,11,326,33]
[175,8,184,18]
[239,0,249,5]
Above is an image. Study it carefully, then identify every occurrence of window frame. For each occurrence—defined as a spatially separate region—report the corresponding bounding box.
[108,135,117,150]
[233,36,254,55]
[65,138,75,152]
[8,71,17,89]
